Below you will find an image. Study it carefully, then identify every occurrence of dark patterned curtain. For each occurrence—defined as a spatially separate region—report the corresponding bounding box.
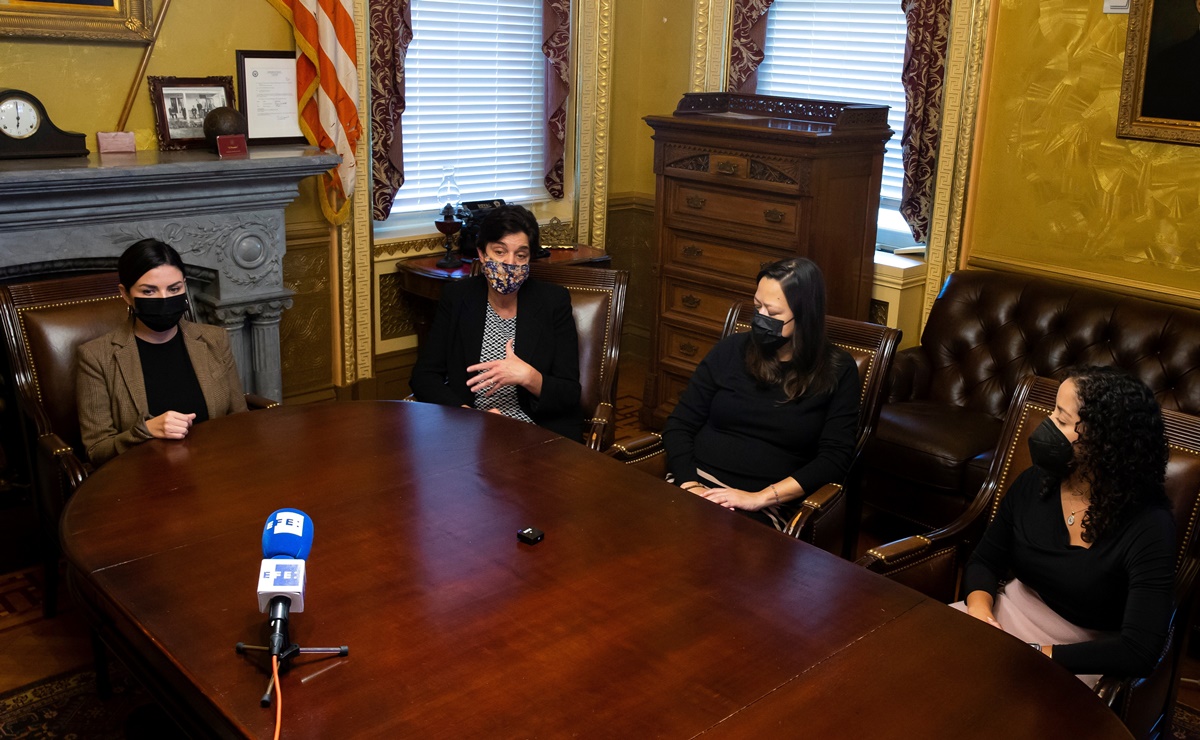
[369,0,412,221]
[728,0,776,93]
[543,0,570,199]
[899,0,951,243]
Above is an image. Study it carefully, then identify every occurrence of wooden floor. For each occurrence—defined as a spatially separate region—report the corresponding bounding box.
[5,352,1200,724]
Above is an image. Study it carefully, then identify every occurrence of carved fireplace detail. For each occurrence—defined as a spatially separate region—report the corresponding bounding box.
[0,147,339,400]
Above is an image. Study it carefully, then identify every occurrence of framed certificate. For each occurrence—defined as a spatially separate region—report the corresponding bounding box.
[235,50,308,146]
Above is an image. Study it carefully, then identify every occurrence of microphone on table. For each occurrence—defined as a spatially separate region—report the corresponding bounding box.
[237,508,346,708]
[256,508,312,657]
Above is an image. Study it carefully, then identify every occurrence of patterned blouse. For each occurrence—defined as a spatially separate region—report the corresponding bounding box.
[474,303,535,424]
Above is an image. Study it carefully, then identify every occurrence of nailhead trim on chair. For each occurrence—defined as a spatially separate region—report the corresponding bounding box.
[18,295,121,406]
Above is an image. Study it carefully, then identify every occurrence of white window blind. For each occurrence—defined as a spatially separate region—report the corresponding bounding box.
[757,0,907,202]
[392,0,546,215]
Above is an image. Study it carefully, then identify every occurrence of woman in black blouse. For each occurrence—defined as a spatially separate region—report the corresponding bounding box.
[956,366,1175,685]
[410,205,582,440]
[661,257,859,530]
[77,239,247,464]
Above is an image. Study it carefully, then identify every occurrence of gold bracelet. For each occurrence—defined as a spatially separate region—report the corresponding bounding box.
[770,484,780,506]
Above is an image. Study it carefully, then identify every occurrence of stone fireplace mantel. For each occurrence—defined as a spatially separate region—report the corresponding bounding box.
[0,146,340,400]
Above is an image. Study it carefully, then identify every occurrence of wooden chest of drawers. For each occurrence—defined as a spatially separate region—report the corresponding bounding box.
[640,93,892,429]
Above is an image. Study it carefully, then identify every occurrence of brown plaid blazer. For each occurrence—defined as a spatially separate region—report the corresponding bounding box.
[76,319,247,465]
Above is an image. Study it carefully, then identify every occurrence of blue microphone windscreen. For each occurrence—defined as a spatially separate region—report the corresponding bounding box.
[262,508,313,559]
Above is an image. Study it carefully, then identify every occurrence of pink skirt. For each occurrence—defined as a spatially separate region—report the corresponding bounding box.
[951,578,1110,688]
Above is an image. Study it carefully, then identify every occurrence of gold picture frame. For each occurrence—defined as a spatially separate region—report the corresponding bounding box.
[1117,0,1200,146]
[0,0,154,44]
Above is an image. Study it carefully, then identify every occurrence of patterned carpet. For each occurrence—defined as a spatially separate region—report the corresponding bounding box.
[0,664,153,739]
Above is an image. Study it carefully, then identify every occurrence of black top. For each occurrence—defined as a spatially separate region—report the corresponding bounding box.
[136,332,209,423]
[410,275,583,441]
[662,333,859,502]
[963,467,1175,676]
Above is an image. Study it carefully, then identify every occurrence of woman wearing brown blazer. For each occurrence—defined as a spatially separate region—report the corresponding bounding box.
[77,240,247,465]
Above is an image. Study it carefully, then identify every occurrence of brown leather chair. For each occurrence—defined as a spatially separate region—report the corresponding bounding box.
[0,272,277,618]
[859,374,1200,739]
[610,301,901,555]
[528,263,628,451]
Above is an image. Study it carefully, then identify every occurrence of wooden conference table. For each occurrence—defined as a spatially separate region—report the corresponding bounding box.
[61,402,1131,739]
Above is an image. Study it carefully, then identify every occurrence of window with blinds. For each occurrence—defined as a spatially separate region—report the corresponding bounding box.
[390,0,546,217]
[757,0,908,203]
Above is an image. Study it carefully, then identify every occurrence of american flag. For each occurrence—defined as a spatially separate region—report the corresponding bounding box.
[268,0,361,224]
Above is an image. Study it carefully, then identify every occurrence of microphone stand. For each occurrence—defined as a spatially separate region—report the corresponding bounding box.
[236,595,349,707]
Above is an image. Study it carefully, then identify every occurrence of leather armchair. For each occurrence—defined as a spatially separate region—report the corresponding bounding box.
[528,264,629,451]
[859,374,1200,739]
[610,301,901,556]
[857,269,1200,557]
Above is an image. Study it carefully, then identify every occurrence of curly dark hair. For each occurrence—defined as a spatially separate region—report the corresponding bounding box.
[1051,366,1169,543]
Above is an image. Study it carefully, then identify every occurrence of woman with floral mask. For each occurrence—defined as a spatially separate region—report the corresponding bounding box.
[77,239,247,465]
[410,205,582,440]
[954,366,1174,686]
[661,257,858,531]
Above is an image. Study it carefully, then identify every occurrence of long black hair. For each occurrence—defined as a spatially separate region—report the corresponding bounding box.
[744,257,839,400]
[1054,365,1169,543]
[117,239,186,291]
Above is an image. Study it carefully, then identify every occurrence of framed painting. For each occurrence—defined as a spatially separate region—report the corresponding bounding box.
[1117,0,1200,146]
[0,0,154,43]
[148,76,235,151]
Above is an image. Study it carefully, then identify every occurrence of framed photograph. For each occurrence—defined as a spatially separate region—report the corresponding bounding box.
[1117,0,1200,146]
[235,50,308,146]
[147,76,235,151]
[0,0,154,43]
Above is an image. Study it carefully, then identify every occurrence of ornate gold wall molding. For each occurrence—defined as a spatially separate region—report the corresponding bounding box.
[576,0,613,249]
[691,0,731,92]
[338,0,374,387]
[921,0,994,321]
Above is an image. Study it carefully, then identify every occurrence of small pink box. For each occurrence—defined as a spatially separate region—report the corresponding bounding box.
[97,131,136,153]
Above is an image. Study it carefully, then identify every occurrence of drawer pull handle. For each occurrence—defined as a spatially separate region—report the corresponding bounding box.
[682,245,704,258]
[715,162,739,176]
[764,208,785,223]
[679,342,699,357]
[682,294,701,309]
[686,196,707,209]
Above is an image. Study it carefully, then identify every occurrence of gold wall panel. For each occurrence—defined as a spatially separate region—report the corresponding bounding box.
[965,0,1200,305]
[281,226,335,400]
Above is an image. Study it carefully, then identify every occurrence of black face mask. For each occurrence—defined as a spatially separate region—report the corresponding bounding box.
[750,312,791,352]
[1028,417,1075,479]
[133,294,189,333]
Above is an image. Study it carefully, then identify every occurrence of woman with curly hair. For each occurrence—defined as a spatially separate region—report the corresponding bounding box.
[954,366,1175,686]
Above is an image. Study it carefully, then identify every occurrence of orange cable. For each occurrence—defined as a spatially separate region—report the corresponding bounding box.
[272,654,282,740]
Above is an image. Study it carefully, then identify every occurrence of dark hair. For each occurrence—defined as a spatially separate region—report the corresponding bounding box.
[1054,366,1169,543]
[477,205,540,253]
[118,239,186,291]
[744,257,839,400]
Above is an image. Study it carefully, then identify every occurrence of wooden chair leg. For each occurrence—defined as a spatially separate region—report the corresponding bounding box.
[92,629,112,700]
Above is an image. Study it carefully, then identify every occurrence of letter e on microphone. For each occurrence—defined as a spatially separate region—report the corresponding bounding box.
[257,558,306,613]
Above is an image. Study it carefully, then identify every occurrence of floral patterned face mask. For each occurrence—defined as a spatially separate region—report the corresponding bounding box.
[482,259,530,295]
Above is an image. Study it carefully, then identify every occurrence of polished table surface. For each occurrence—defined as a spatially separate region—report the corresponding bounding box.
[61,402,1131,739]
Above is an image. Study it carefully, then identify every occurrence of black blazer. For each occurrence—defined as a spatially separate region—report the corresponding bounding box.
[410,275,583,441]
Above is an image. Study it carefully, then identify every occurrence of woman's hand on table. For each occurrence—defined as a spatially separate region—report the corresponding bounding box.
[147,411,196,439]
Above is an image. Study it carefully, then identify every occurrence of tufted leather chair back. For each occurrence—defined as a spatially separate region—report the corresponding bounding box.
[919,270,1200,420]
[1,273,127,456]
[529,264,629,451]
